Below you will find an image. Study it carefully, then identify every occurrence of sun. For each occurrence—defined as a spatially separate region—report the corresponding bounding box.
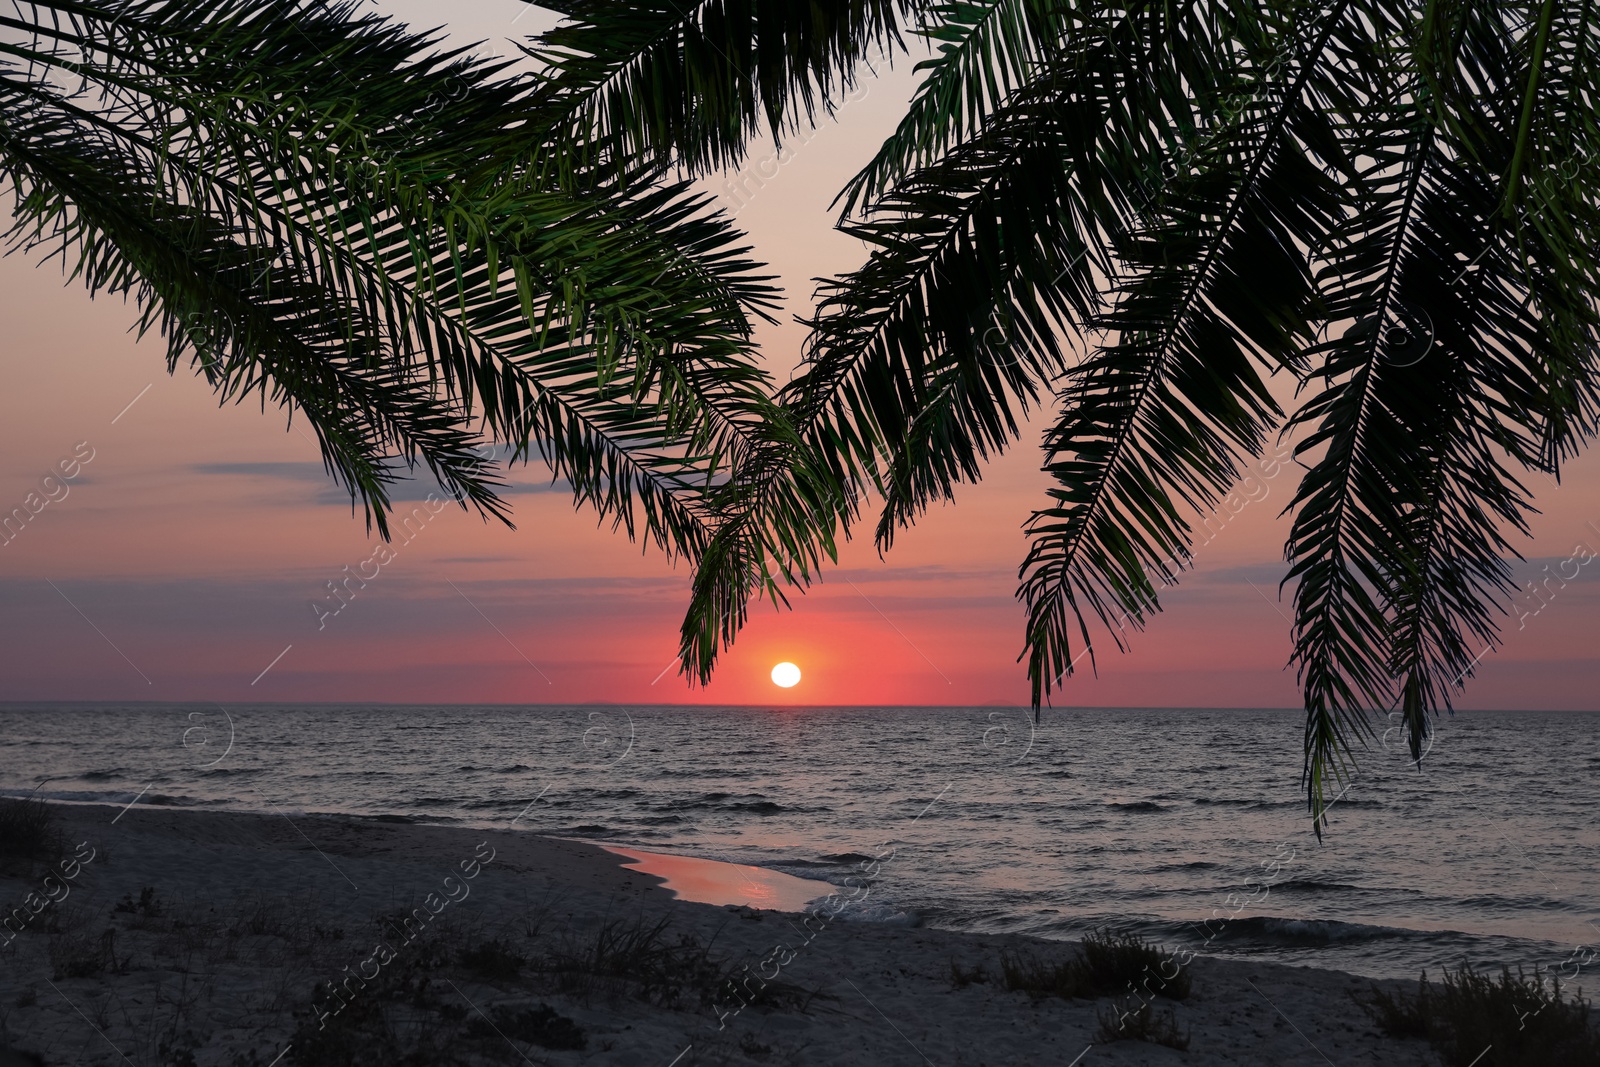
[770,662,802,688]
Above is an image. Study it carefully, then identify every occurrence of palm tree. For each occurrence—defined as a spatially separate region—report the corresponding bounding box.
[0,0,794,564]
[542,0,1599,825]
[10,0,1596,828]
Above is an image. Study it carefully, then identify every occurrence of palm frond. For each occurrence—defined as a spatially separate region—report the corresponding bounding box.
[1021,1,1352,708]
[837,0,1082,214]
[1282,0,1599,823]
[2,0,785,558]
[681,0,1302,682]
[527,0,920,175]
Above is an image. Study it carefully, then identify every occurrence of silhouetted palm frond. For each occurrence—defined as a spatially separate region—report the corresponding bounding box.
[1,0,782,555]
[678,0,1600,825]
[528,0,922,175]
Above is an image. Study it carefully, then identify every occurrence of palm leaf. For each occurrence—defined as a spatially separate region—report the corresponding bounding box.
[2,0,786,558]
[527,0,921,175]
[1285,0,1600,823]
[1021,1,1352,707]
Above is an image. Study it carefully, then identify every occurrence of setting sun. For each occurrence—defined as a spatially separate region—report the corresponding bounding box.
[770,662,801,688]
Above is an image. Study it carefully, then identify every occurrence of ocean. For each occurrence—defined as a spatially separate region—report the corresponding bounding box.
[2,703,1595,982]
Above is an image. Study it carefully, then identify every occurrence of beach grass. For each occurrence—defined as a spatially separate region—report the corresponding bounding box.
[0,797,63,868]
[948,958,989,988]
[284,910,821,1063]
[1359,965,1600,1066]
[1096,996,1192,1050]
[1000,929,1191,1002]
[540,914,722,1005]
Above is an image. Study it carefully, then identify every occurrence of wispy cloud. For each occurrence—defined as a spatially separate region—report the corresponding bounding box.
[188,461,573,503]
[192,461,327,482]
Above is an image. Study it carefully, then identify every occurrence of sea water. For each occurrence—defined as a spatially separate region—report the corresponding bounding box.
[2,703,1595,981]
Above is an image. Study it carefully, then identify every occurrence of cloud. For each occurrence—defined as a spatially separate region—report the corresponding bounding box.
[824,564,1013,584]
[192,461,328,482]
[1197,562,1296,586]
[189,461,571,504]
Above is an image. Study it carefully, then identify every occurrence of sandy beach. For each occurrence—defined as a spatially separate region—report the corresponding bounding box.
[0,801,1440,1066]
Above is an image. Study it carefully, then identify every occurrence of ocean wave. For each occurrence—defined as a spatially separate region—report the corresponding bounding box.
[1268,879,1366,894]
[12,788,146,804]
[654,793,808,817]
[773,851,888,870]
[1456,892,1571,911]
[143,793,201,806]
[1191,797,1299,811]
[723,801,785,815]
[1105,800,1165,813]
[819,852,875,864]
[1206,915,1416,945]
[461,799,518,811]
[818,901,921,926]
[556,823,621,837]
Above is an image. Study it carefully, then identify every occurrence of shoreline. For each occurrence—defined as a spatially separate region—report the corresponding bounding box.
[5,704,1594,993]
[0,801,1445,1065]
[7,794,1531,983]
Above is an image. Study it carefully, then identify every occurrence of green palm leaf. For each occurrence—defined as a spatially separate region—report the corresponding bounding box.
[1022,1,1351,708]
[681,0,1600,826]
[528,0,921,175]
[2,0,784,556]
[1285,0,1600,823]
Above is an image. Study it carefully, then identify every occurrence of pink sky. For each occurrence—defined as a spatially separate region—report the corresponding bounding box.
[2,1,1598,710]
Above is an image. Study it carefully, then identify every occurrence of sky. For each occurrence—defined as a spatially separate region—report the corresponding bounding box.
[2,1,1598,710]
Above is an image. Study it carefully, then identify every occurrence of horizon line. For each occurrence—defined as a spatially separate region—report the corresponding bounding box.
[1,700,1595,713]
